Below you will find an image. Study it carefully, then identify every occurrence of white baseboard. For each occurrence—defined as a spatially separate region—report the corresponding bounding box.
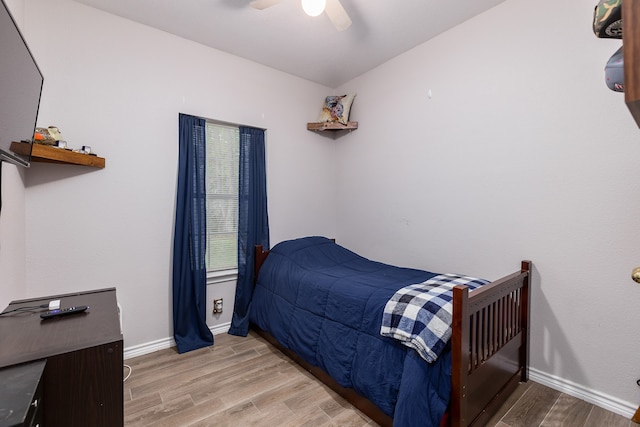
[529,367,636,419]
[123,322,231,360]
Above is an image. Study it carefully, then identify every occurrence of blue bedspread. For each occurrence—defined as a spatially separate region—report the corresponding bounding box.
[249,236,452,426]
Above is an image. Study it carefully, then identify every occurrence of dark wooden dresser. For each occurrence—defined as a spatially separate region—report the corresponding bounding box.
[0,288,123,426]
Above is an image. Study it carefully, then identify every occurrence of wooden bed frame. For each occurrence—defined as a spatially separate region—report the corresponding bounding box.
[253,245,531,427]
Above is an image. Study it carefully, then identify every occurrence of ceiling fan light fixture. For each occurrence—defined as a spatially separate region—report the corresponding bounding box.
[301,0,326,17]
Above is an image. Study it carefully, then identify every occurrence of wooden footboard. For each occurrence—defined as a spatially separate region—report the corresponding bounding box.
[450,260,531,427]
[254,245,269,283]
[253,244,531,427]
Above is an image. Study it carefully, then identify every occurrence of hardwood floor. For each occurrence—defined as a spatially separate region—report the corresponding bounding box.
[124,331,634,427]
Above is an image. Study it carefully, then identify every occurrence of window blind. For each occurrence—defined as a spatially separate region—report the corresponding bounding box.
[205,122,239,272]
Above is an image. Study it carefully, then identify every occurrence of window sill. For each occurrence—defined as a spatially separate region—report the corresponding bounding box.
[207,269,238,285]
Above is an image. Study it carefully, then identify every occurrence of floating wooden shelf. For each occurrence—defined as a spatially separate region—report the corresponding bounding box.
[624,1,640,127]
[11,142,105,168]
[307,121,358,132]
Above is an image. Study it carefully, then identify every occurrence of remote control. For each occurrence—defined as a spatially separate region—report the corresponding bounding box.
[40,305,89,320]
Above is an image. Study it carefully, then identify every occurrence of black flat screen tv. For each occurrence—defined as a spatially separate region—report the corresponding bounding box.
[0,0,43,167]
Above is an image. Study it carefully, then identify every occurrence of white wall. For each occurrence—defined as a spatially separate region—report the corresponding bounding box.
[336,0,640,416]
[0,164,27,302]
[11,0,338,349]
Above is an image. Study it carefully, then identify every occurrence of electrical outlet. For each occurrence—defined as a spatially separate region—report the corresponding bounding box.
[213,298,223,314]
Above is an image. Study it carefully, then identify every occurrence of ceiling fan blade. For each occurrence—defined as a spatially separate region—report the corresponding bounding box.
[249,0,283,10]
[325,0,352,31]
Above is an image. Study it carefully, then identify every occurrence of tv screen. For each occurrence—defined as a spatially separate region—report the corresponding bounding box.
[0,0,43,167]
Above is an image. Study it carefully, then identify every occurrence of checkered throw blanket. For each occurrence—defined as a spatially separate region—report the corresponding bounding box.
[380,274,489,363]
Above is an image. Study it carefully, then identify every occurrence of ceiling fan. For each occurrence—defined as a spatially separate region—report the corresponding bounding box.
[249,0,352,31]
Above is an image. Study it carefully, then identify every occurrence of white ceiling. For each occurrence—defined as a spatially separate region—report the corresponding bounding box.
[73,0,507,88]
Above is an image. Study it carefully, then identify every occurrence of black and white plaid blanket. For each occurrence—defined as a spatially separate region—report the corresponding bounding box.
[380,273,489,363]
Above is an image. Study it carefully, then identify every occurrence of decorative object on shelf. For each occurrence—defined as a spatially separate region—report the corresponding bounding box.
[34,127,57,145]
[605,46,624,91]
[592,1,625,92]
[47,126,62,141]
[317,93,356,125]
[593,0,622,38]
[34,125,68,147]
[593,0,640,127]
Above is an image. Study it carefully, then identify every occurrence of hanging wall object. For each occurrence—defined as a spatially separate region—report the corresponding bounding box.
[605,46,624,91]
[593,0,622,38]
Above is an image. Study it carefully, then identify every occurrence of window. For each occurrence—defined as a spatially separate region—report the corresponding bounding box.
[205,122,239,277]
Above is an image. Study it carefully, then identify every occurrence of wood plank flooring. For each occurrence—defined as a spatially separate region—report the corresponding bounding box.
[124,331,634,427]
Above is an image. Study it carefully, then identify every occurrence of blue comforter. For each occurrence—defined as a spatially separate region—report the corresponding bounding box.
[249,236,452,426]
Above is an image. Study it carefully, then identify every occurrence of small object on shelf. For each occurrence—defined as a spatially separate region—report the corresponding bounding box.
[47,126,63,141]
[34,127,57,145]
[593,0,622,39]
[317,93,356,125]
[33,125,64,145]
[605,46,624,92]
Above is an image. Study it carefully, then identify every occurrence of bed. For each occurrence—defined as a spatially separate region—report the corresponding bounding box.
[249,236,531,427]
